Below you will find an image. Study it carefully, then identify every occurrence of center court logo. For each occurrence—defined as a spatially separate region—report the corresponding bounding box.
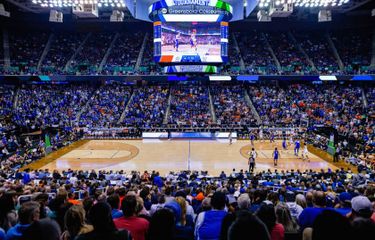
[173,0,210,6]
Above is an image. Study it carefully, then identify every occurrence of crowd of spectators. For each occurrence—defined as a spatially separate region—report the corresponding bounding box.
[211,85,256,126]
[68,33,114,75]
[0,167,373,240]
[79,83,132,128]
[13,85,93,130]
[248,84,370,138]
[236,31,278,75]
[0,29,374,76]
[0,82,372,137]
[8,32,49,75]
[168,85,212,127]
[0,86,15,132]
[267,32,312,75]
[139,37,163,76]
[123,86,169,128]
[331,31,372,74]
[102,32,144,75]
[41,33,87,75]
[293,31,340,74]
[249,85,304,126]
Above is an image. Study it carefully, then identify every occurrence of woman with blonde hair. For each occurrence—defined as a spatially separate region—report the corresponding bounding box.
[275,203,299,233]
[296,194,307,209]
[61,205,93,240]
[175,197,187,226]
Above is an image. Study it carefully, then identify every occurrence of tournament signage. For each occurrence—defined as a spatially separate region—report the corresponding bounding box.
[149,0,233,22]
[173,0,211,5]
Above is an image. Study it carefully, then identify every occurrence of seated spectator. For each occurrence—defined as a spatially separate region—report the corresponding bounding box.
[237,194,251,211]
[349,196,373,221]
[311,210,353,240]
[61,205,93,240]
[0,192,18,232]
[275,203,299,234]
[227,210,270,240]
[298,191,327,230]
[351,216,375,240]
[114,195,149,240]
[76,202,130,240]
[147,209,175,240]
[20,218,61,240]
[195,191,227,240]
[285,191,304,220]
[334,192,352,216]
[6,201,40,240]
[107,194,123,219]
[256,201,284,240]
[165,200,194,240]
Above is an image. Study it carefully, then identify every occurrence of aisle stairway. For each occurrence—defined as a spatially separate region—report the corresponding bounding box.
[288,31,317,72]
[244,89,262,125]
[98,32,120,73]
[326,32,344,72]
[163,86,172,125]
[37,33,54,72]
[261,32,281,72]
[135,33,149,71]
[64,33,92,72]
[118,90,135,124]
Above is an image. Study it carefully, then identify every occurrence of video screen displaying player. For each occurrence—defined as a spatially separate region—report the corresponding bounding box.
[160,22,221,62]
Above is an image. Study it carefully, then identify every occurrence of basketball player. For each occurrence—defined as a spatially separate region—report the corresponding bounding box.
[229,131,233,145]
[302,145,309,162]
[270,131,275,143]
[190,29,197,52]
[282,138,287,150]
[174,32,181,52]
[259,128,264,142]
[250,132,255,146]
[289,135,294,148]
[248,148,257,172]
[294,139,300,156]
[273,147,280,167]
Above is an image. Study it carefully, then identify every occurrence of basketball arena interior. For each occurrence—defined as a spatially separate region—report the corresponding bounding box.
[0,0,374,239]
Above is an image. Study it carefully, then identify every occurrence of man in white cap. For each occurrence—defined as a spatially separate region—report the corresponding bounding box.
[349,196,373,221]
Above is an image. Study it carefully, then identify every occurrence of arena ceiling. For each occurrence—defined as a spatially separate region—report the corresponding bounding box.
[2,0,375,18]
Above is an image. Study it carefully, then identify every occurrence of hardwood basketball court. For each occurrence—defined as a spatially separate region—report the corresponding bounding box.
[40,140,338,175]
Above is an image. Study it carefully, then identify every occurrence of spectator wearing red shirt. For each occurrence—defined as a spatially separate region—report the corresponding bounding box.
[256,201,285,240]
[114,195,149,240]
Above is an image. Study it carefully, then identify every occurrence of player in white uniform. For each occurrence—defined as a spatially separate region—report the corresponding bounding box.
[302,145,309,161]
[190,30,197,52]
[289,135,294,148]
[259,129,264,142]
[229,132,233,145]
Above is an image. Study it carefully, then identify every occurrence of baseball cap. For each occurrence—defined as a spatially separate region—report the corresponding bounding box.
[351,196,372,215]
[339,192,352,203]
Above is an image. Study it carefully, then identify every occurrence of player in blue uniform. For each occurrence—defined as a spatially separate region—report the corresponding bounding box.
[250,132,255,146]
[273,147,280,166]
[294,140,300,156]
[174,32,181,52]
[282,138,287,150]
[270,131,275,143]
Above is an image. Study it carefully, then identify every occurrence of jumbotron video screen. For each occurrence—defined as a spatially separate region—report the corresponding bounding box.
[154,21,228,63]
